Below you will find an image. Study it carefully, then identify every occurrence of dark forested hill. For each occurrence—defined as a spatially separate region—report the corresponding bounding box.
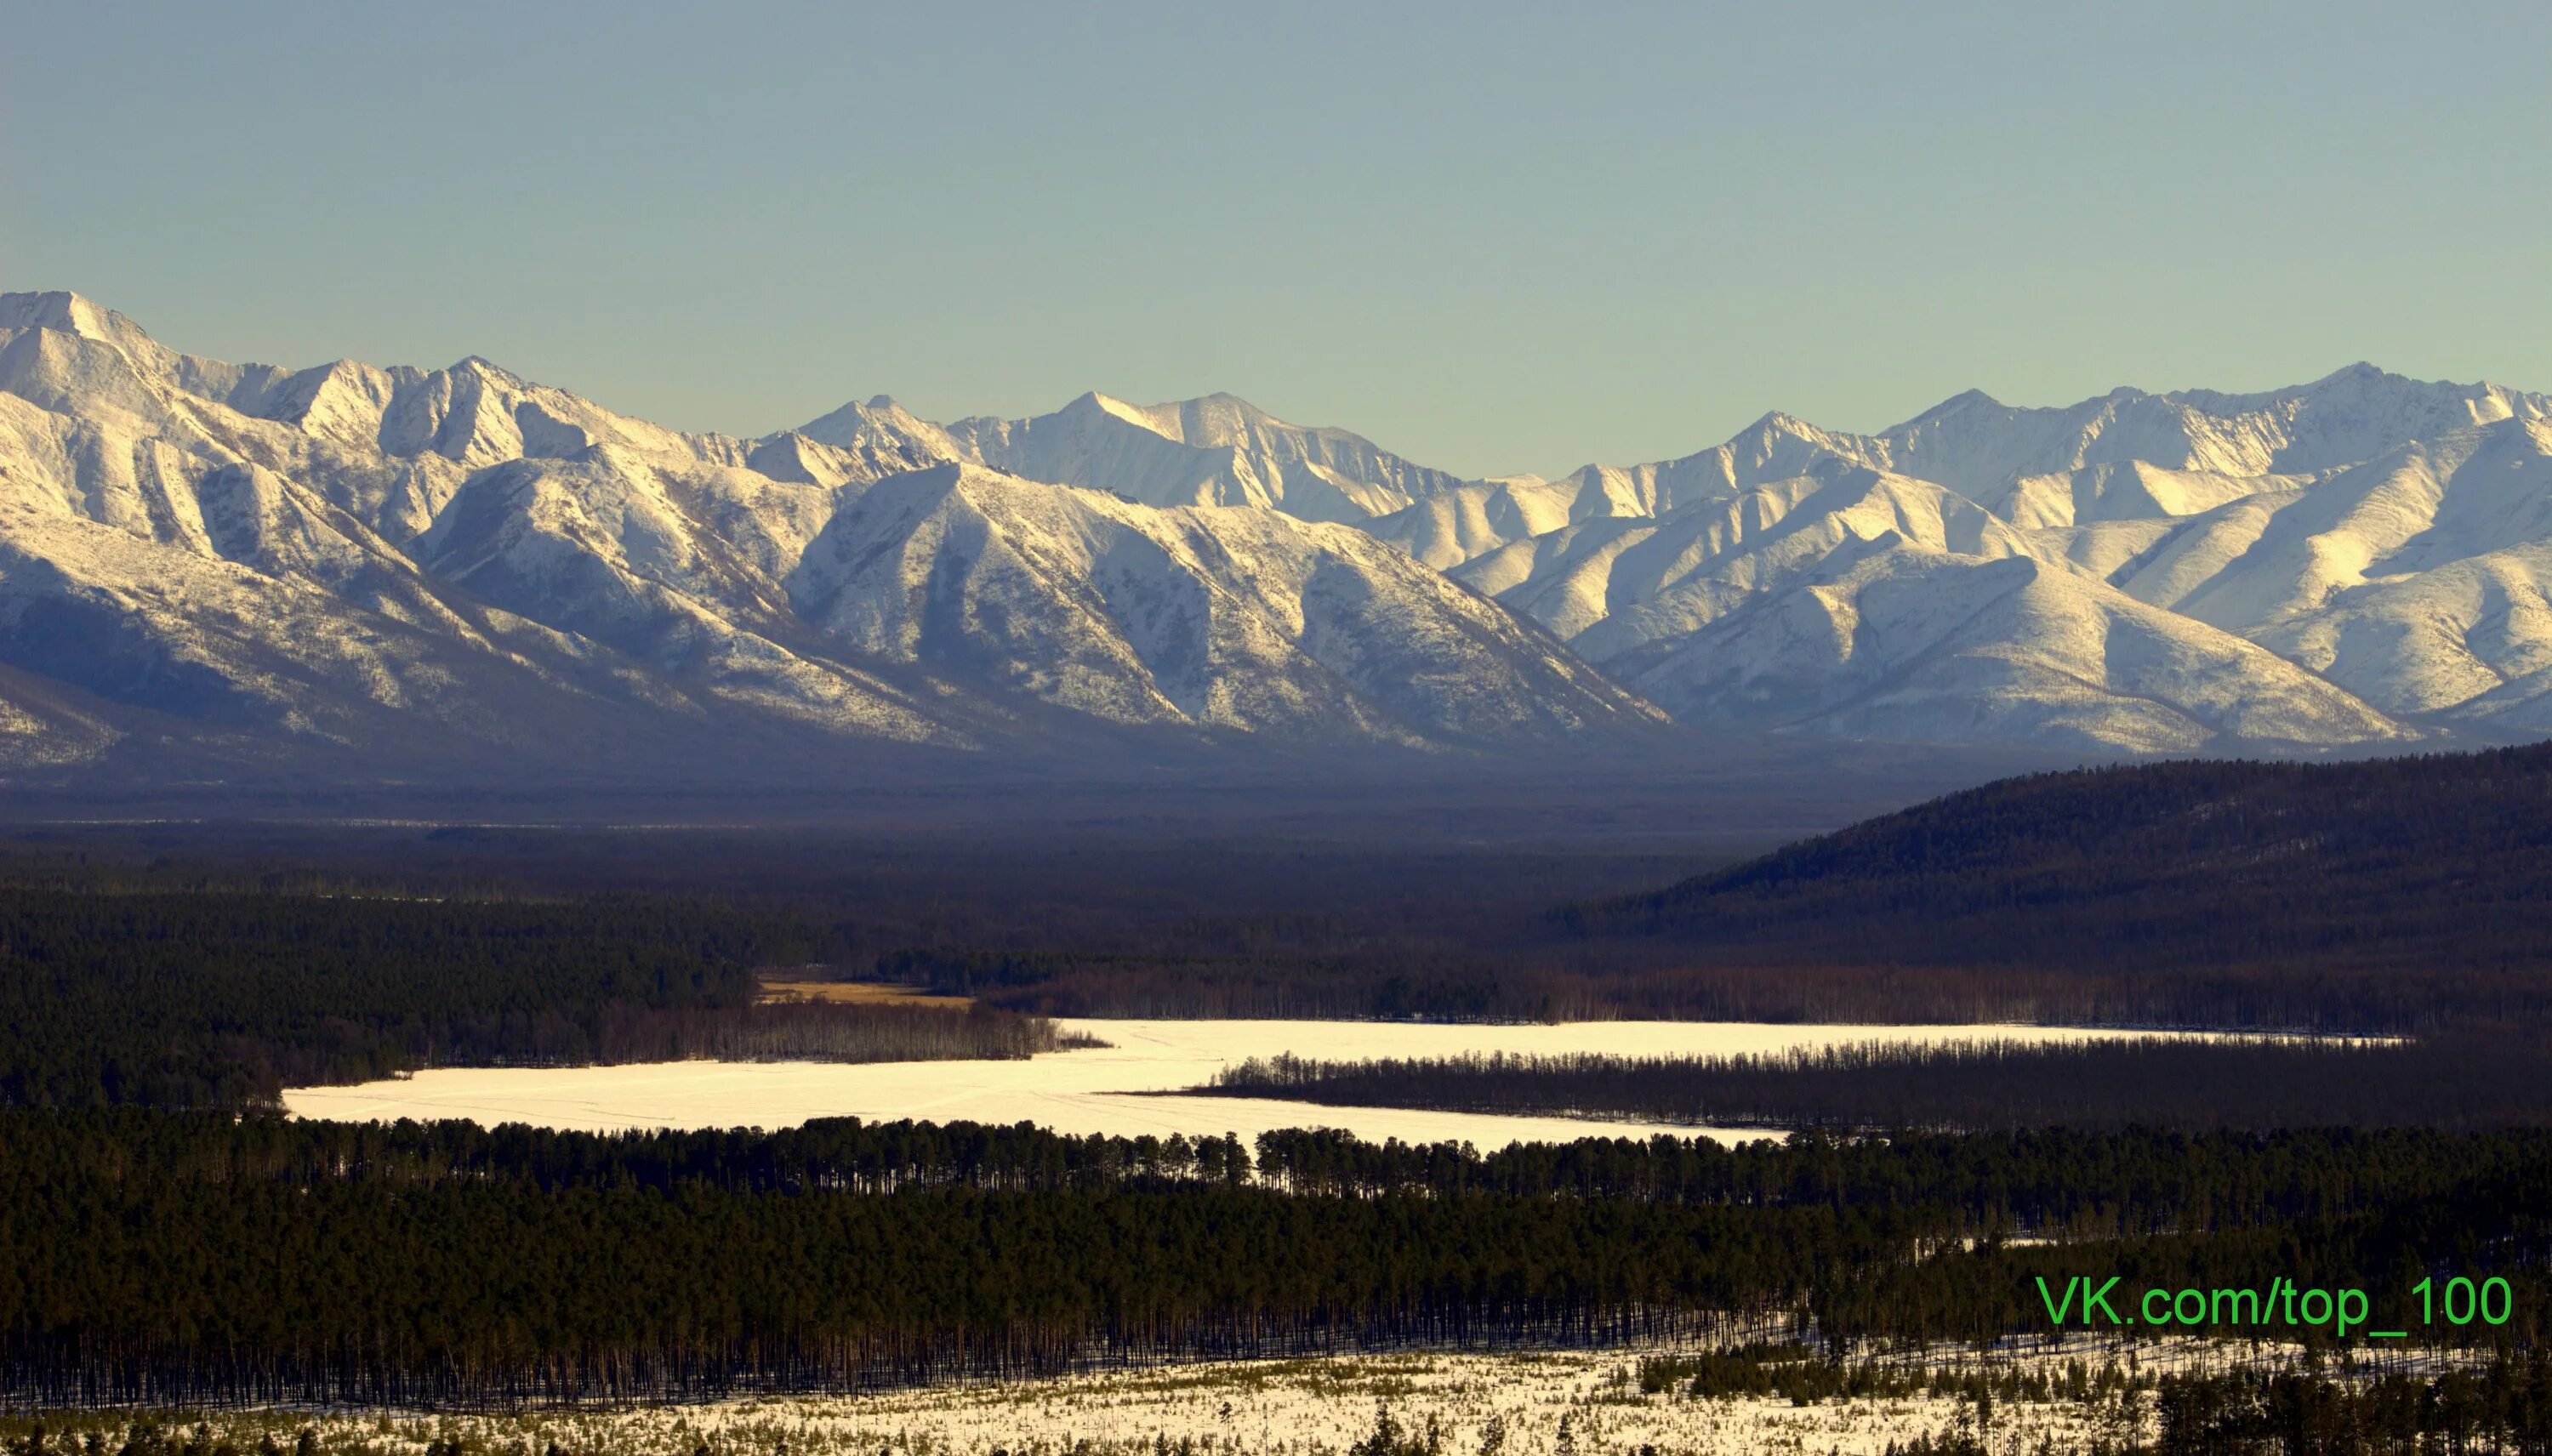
[1569,744,2552,1029]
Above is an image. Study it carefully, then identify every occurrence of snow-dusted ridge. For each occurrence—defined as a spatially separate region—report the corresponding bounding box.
[0,287,2545,772]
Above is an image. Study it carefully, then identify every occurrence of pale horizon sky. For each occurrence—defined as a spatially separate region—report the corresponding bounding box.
[7,2,2548,480]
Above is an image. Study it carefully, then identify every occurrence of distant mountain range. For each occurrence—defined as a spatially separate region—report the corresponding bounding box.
[3,288,2547,782]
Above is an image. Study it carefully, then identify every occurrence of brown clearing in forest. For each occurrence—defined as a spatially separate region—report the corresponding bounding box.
[756,976,976,1010]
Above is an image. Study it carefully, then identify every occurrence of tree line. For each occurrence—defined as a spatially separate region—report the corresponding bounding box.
[28,1110,2540,1225]
[1198,1029,2552,1131]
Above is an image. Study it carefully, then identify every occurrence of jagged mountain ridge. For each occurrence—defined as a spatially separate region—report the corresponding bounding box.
[1406,366,2551,751]
[0,293,1661,780]
[817,370,2549,744]
[3,286,2547,771]
[939,390,1467,523]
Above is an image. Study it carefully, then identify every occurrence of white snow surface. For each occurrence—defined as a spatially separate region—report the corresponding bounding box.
[123,1338,2410,1456]
[282,1017,2193,1146]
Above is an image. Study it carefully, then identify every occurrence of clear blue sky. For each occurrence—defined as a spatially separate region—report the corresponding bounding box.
[7,2,2547,479]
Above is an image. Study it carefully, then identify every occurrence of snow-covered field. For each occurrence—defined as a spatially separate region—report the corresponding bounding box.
[44,1341,2368,1456]
[283,1019,2185,1144]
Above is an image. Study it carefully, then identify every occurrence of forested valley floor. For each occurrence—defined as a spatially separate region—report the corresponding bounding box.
[23,741,2552,1092]
[3,1110,2547,1407]
[10,745,2552,1425]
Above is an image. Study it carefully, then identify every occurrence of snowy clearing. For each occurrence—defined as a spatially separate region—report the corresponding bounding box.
[283,1019,2192,1144]
[35,1339,2434,1455]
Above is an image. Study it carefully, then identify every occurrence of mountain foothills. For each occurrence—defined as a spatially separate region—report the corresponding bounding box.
[2,288,2548,781]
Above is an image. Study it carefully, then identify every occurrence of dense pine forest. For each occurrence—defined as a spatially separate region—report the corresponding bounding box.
[0,860,1071,1109]
[1196,1031,2552,1131]
[3,1110,2545,1407]
[0,829,1714,1033]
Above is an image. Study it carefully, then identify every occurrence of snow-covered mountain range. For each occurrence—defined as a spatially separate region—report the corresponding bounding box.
[1421,367,2552,750]
[0,293,1654,779]
[2,288,2545,780]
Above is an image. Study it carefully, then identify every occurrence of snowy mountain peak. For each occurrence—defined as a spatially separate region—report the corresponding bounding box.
[1075,390,1161,430]
[1886,388,2003,430]
[449,354,516,381]
[1742,409,1819,435]
[0,290,117,338]
[786,396,966,487]
[0,289,197,390]
[1067,390,1287,446]
[942,390,1466,524]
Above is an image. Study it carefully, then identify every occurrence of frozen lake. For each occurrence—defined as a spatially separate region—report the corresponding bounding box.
[282,1018,2191,1148]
